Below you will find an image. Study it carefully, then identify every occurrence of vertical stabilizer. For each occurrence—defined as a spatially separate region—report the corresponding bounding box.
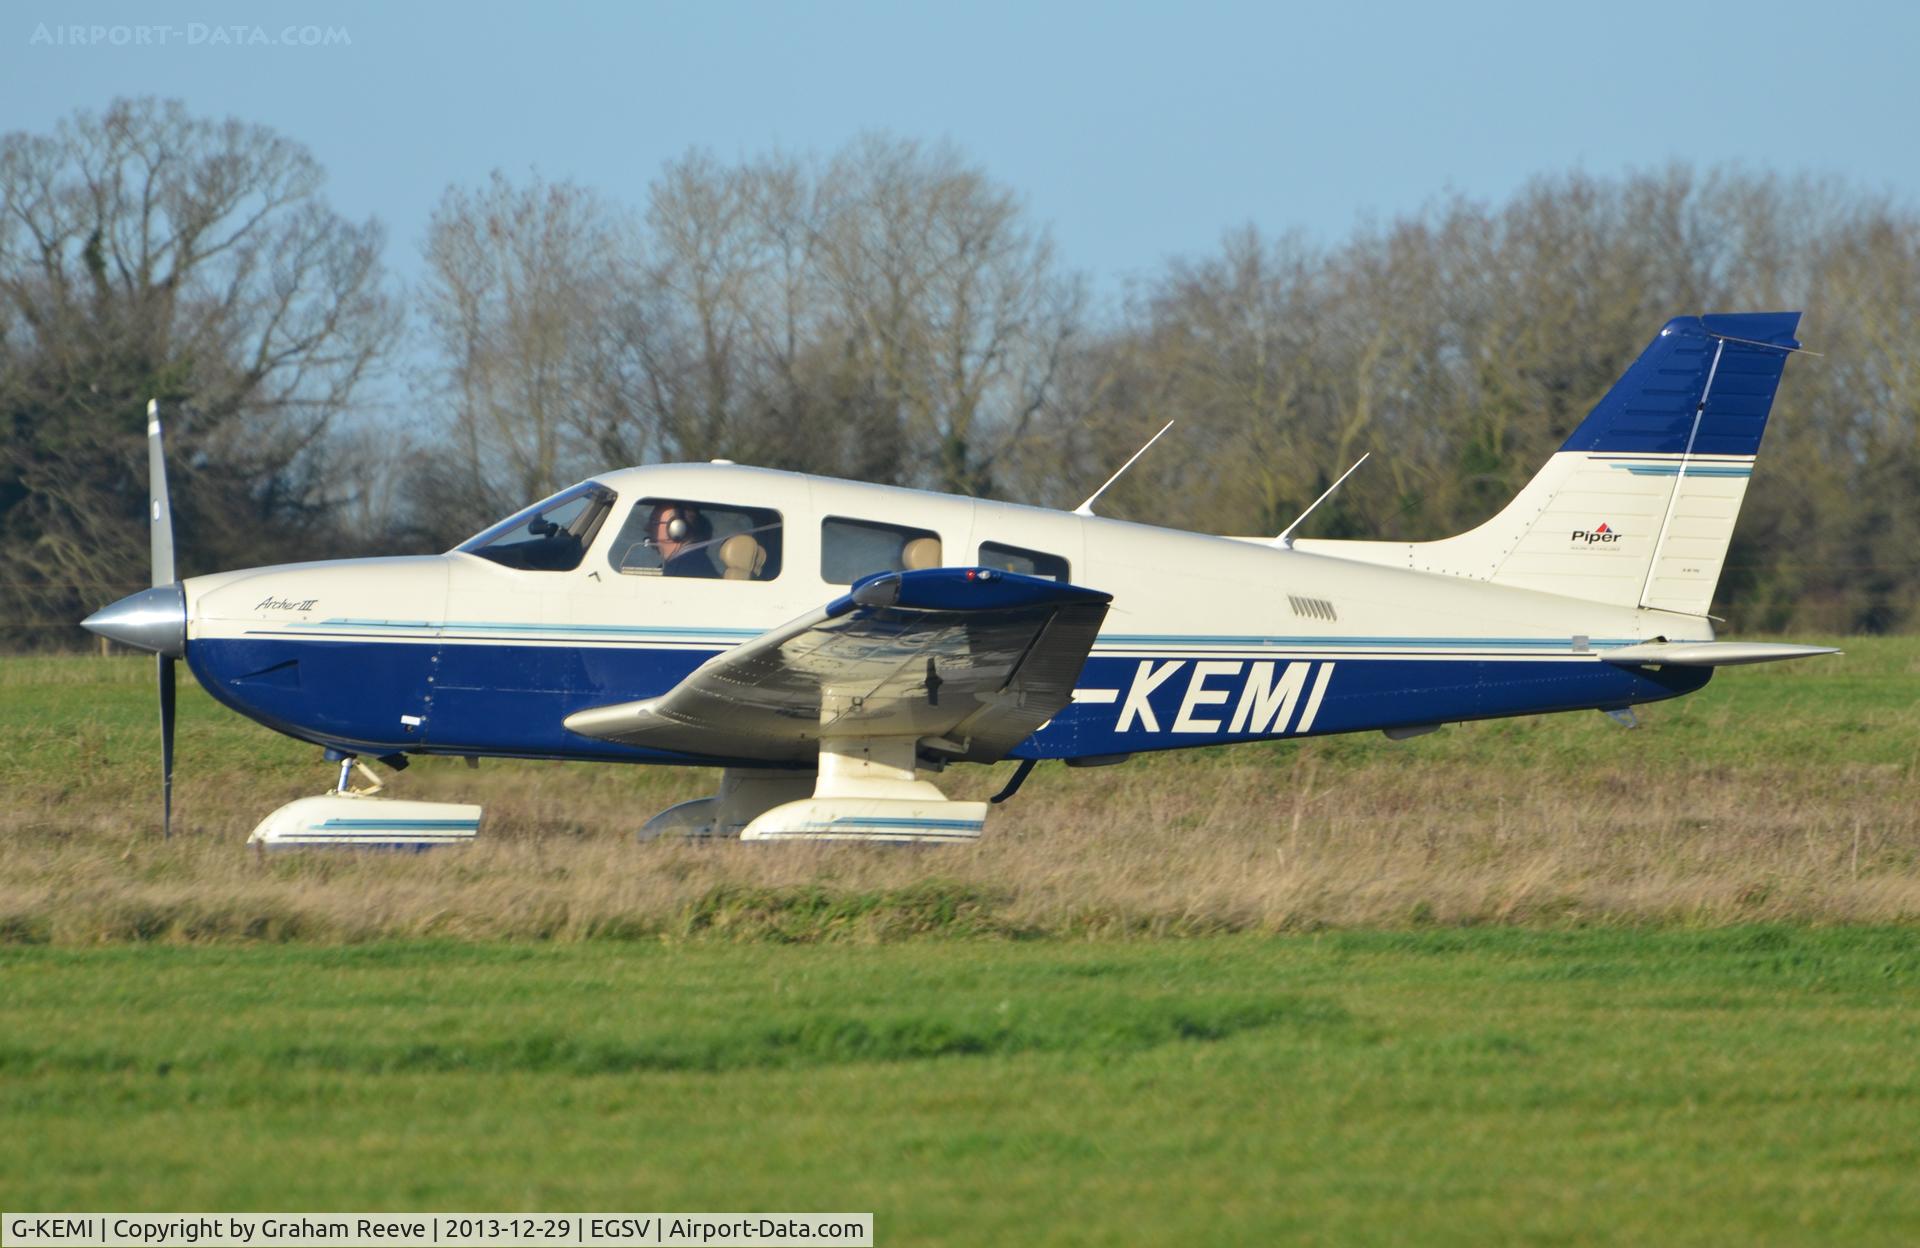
[1294,313,1801,616]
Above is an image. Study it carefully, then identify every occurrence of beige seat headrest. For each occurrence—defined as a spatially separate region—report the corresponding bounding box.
[900,536,942,571]
[718,533,767,580]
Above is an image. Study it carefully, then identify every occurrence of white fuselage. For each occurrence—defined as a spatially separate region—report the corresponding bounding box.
[179,463,1717,764]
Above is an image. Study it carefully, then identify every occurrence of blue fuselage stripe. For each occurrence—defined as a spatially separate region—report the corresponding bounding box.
[186,635,1711,765]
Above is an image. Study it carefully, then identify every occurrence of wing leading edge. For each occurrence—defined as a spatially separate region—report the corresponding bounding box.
[563,567,1113,764]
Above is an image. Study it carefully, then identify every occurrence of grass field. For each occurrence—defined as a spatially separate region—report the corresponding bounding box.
[2,639,1917,940]
[3,930,1918,1243]
[1,645,1917,1241]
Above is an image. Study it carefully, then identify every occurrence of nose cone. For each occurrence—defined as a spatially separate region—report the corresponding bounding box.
[82,584,186,656]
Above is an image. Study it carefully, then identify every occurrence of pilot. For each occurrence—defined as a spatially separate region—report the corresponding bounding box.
[647,502,717,577]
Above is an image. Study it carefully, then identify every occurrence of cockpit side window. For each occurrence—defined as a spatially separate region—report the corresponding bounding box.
[820,517,943,584]
[608,498,783,581]
[455,482,614,572]
[978,541,1071,582]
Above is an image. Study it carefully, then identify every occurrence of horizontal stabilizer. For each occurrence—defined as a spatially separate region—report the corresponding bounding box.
[1600,641,1839,667]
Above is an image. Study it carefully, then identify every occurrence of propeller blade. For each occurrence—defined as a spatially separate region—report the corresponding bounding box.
[159,654,176,839]
[148,399,175,587]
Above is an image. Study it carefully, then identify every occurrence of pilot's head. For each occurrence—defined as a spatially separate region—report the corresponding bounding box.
[647,502,708,562]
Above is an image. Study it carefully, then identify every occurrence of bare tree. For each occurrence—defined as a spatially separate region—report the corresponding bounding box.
[416,171,637,532]
[0,97,398,642]
[810,136,1083,495]
[602,139,1086,495]
[407,153,1920,632]
[1043,167,1920,629]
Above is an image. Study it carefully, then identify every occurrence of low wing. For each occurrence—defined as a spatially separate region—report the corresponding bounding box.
[564,568,1112,763]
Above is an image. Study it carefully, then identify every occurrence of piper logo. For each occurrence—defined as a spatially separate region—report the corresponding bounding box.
[1571,523,1621,545]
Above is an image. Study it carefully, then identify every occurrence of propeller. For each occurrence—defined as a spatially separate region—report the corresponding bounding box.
[149,399,178,840]
[80,399,188,839]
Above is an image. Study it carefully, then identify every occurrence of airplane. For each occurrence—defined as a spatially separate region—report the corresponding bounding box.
[82,311,1835,847]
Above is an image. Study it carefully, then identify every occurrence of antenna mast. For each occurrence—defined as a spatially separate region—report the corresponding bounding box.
[1072,420,1175,517]
[1272,452,1369,549]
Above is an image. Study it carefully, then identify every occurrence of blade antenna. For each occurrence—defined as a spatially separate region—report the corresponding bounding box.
[1072,420,1175,517]
[1272,452,1370,549]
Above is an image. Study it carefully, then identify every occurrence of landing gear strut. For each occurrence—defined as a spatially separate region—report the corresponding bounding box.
[334,756,386,796]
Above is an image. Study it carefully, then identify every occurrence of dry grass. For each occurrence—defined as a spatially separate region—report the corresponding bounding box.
[5,642,1917,943]
[5,748,1917,945]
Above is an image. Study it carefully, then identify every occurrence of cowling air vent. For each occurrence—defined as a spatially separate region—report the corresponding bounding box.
[234,658,302,689]
[1288,595,1337,622]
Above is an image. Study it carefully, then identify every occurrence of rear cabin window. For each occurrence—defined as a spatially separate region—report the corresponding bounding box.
[820,517,942,584]
[978,541,1071,582]
[608,498,783,581]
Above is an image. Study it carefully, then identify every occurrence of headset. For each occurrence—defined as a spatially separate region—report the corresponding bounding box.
[649,504,706,546]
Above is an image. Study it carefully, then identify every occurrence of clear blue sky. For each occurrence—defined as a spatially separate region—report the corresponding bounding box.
[5,0,1915,300]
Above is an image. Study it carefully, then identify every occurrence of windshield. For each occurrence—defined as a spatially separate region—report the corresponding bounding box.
[454,481,616,571]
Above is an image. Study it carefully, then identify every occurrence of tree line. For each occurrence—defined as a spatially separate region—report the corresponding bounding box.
[4,98,1916,643]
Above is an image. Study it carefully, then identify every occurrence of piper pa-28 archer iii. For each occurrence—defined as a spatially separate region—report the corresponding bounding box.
[84,312,1834,848]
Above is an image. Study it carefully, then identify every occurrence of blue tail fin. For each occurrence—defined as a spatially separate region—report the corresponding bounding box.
[1295,313,1805,616]
[1560,312,1801,456]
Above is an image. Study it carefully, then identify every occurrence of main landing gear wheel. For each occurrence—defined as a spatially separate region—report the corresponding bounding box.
[638,738,987,844]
